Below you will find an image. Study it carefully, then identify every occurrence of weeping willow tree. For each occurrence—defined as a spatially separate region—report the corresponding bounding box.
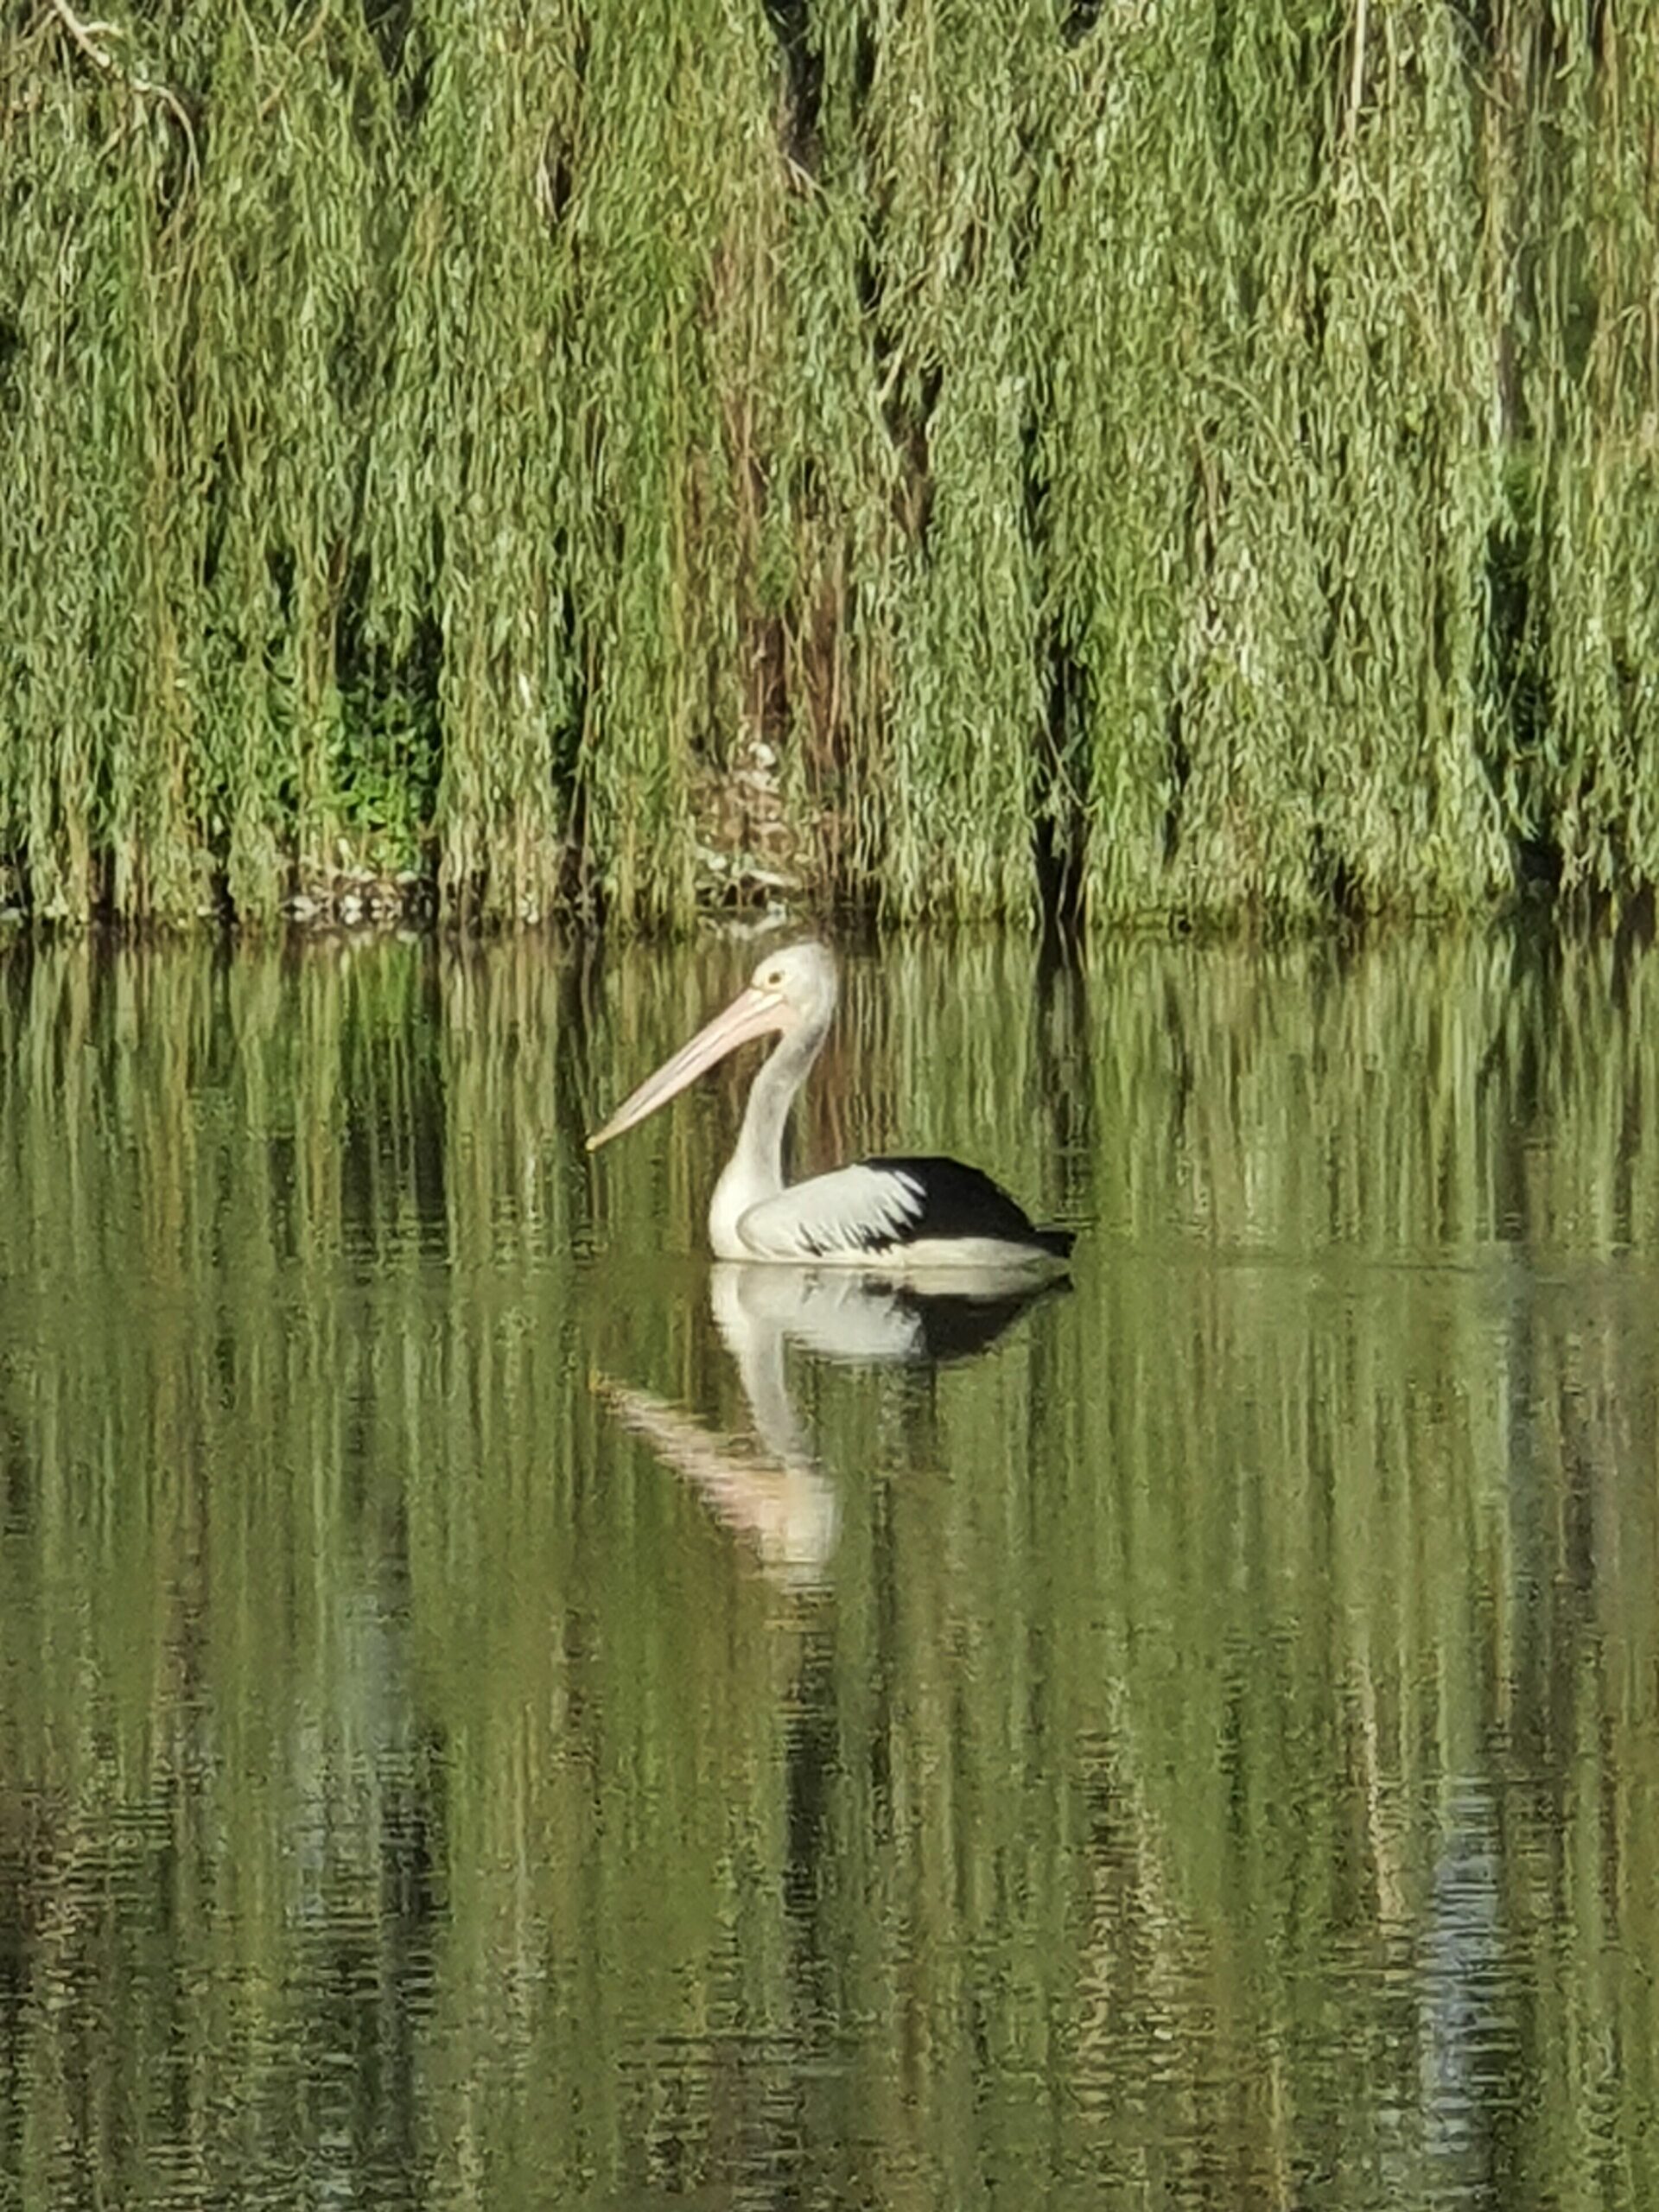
[2,0,1656,926]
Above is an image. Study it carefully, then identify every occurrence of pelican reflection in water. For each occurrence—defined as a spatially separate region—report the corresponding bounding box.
[595,1263,1059,1586]
[587,941,1073,1274]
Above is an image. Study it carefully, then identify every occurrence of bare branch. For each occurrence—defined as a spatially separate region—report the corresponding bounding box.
[45,0,199,182]
[1344,0,1369,145]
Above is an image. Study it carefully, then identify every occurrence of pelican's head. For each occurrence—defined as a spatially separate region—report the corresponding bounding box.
[586,939,838,1153]
[743,938,837,1026]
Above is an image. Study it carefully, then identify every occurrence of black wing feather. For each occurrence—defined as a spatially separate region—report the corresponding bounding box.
[861,1155,1074,1259]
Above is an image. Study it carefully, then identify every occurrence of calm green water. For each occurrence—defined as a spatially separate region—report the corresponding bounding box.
[1,928,1656,2211]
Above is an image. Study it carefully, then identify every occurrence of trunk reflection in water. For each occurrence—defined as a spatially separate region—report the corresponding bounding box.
[0,927,1655,2210]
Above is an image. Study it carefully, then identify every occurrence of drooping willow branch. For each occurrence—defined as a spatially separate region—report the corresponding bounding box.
[45,0,198,181]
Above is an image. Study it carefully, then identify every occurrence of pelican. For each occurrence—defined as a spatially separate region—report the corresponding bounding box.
[587,941,1073,1274]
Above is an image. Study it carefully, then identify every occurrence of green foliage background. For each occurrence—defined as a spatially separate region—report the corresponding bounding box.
[3,0,1657,925]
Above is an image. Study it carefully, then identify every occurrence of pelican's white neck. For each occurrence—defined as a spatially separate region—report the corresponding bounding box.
[708,1010,831,1259]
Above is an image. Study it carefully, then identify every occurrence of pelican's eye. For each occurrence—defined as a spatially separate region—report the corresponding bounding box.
[763,967,785,989]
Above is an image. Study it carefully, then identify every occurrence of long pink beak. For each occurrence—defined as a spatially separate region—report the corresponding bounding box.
[587,983,788,1151]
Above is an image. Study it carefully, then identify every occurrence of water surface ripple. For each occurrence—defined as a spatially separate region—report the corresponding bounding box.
[1,929,1655,2209]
